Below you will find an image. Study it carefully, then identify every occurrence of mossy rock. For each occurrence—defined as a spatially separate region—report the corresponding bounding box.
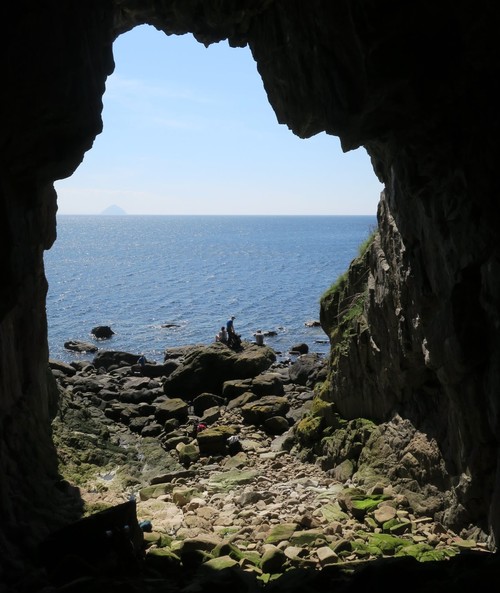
[366,533,412,555]
[212,542,260,567]
[202,555,239,570]
[395,543,458,562]
[295,415,324,445]
[208,468,258,491]
[139,483,175,501]
[388,520,412,535]
[145,547,181,570]
[290,529,327,546]
[265,523,298,544]
[350,539,382,558]
[261,546,286,574]
[348,493,388,518]
[319,502,349,522]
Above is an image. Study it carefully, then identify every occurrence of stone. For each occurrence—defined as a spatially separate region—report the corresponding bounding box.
[316,546,338,566]
[263,415,290,435]
[163,342,276,398]
[93,350,142,370]
[290,343,309,355]
[260,544,286,573]
[374,504,398,525]
[64,340,97,353]
[196,425,238,456]
[91,325,114,339]
[49,360,76,376]
[154,398,189,424]
[250,373,285,396]
[192,393,225,416]
[201,406,221,424]
[176,441,200,466]
[241,396,290,426]
[265,523,297,545]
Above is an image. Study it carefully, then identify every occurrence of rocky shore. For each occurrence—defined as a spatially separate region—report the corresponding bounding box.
[40,340,496,592]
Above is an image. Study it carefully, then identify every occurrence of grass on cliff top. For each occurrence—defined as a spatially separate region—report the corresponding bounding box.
[321,229,377,303]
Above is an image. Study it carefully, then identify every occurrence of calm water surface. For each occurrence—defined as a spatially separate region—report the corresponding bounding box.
[44,215,376,363]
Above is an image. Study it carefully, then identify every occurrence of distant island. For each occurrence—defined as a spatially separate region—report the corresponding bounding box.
[100,204,127,215]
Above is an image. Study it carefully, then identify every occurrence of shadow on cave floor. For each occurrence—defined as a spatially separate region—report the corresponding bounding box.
[12,550,500,593]
[8,499,499,593]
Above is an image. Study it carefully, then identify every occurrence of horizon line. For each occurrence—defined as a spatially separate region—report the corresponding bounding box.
[56,212,377,217]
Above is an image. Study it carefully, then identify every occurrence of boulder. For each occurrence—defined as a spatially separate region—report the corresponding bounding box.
[196,425,238,456]
[251,372,285,396]
[263,415,290,435]
[93,350,140,370]
[49,359,76,376]
[288,353,323,386]
[64,340,97,353]
[91,325,114,339]
[163,342,276,398]
[290,343,309,355]
[192,393,225,416]
[139,361,178,378]
[155,398,189,424]
[241,396,290,426]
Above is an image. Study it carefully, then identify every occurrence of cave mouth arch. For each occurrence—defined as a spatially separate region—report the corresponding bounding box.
[3,1,500,584]
[46,24,381,362]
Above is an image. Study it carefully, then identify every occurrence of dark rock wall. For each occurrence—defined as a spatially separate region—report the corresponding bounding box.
[1,0,115,574]
[1,0,499,571]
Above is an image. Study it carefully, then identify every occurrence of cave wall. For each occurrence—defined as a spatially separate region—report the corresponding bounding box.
[1,0,499,574]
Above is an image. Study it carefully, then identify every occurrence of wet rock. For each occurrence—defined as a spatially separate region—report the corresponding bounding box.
[290,343,309,355]
[91,325,114,339]
[93,350,140,370]
[64,340,98,353]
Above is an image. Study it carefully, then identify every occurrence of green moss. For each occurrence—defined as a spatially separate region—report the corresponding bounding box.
[395,543,458,562]
[295,415,324,445]
[208,469,258,491]
[265,523,297,544]
[350,493,387,513]
[350,539,383,558]
[290,530,327,546]
[203,555,239,570]
[366,533,412,555]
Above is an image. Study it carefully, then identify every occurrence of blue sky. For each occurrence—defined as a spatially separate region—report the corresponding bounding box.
[55,25,383,215]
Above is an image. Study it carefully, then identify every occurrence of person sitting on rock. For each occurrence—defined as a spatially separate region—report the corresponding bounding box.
[215,326,228,344]
[254,330,264,346]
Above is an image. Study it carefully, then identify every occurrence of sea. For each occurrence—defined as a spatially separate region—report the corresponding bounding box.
[44,215,376,365]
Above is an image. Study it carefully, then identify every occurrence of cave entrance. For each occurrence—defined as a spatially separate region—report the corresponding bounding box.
[47,24,381,364]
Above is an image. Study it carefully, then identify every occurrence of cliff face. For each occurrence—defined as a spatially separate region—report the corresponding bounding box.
[1,0,499,574]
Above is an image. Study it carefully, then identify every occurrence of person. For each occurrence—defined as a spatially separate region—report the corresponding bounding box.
[227,316,242,349]
[254,330,264,346]
[132,354,147,375]
[226,316,236,336]
[215,326,228,344]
